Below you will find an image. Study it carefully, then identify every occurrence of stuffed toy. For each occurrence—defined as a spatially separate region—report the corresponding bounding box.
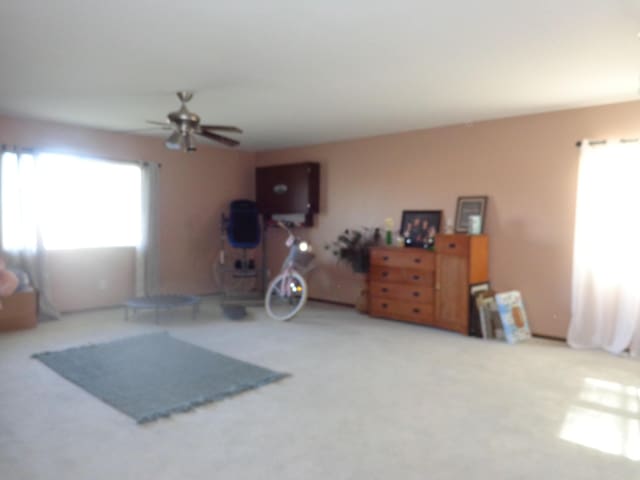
[0,257,21,297]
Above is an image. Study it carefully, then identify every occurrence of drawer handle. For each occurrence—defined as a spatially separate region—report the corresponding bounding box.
[412,274,420,280]
[382,303,388,309]
[413,308,421,313]
[412,291,420,297]
[382,271,389,278]
[413,258,422,264]
[382,255,389,261]
[381,287,389,293]
[448,243,456,249]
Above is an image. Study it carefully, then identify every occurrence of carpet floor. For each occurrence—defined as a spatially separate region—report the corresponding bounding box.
[0,298,638,479]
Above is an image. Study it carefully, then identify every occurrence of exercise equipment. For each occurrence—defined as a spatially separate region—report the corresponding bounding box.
[215,200,266,319]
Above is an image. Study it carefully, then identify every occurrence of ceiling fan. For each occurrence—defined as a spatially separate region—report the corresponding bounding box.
[148,91,242,152]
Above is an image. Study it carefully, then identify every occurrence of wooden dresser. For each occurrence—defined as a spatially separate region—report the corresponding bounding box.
[369,247,436,325]
[368,234,488,334]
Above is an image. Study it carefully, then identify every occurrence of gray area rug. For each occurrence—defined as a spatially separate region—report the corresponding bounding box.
[33,332,289,424]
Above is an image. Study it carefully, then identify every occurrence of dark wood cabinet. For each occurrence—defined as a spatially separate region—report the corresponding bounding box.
[255,162,319,225]
[369,234,488,334]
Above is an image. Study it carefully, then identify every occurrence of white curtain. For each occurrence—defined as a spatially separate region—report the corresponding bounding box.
[135,162,160,296]
[0,149,60,320]
[568,141,640,357]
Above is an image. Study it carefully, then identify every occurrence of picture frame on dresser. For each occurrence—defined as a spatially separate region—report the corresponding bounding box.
[454,196,488,233]
[400,210,442,248]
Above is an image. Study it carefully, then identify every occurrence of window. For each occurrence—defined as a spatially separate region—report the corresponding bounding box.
[1,152,142,250]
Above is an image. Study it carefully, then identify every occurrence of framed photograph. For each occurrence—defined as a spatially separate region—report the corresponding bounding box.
[455,196,488,233]
[469,282,491,338]
[400,210,442,248]
[495,290,531,344]
[470,282,491,296]
[477,294,504,340]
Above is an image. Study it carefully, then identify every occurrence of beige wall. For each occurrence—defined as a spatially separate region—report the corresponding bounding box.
[0,115,256,311]
[256,100,640,338]
[3,100,640,333]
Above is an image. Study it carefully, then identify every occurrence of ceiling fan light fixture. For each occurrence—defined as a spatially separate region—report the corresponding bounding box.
[185,132,196,152]
[165,130,184,150]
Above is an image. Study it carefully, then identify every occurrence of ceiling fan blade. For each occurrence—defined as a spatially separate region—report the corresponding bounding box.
[146,120,172,129]
[118,126,168,133]
[196,130,240,147]
[199,125,243,134]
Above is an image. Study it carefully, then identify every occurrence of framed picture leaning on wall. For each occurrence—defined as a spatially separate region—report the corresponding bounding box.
[454,196,488,233]
[400,210,442,248]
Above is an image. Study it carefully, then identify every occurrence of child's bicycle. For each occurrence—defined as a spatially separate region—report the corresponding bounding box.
[264,221,315,321]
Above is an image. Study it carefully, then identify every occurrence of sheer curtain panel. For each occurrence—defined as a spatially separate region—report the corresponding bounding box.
[568,141,640,357]
[0,149,60,320]
[135,162,160,297]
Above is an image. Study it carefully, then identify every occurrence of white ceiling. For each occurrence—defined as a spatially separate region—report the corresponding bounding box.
[1,0,639,151]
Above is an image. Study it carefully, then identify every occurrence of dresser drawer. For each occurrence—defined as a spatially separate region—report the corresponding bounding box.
[369,266,434,285]
[370,248,434,270]
[368,266,405,283]
[434,234,469,256]
[369,281,434,304]
[369,298,434,324]
[402,268,435,286]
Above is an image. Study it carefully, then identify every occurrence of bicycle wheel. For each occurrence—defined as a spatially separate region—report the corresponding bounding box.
[264,271,308,321]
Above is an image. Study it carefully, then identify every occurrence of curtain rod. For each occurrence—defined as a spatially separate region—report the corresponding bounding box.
[1,144,35,154]
[1,143,161,168]
[576,138,639,147]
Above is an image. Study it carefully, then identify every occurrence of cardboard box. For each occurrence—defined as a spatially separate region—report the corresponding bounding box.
[0,289,37,332]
